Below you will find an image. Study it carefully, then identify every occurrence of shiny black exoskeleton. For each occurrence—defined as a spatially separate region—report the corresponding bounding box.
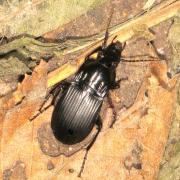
[51,41,123,145]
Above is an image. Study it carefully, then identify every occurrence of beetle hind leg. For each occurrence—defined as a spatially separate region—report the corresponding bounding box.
[78,118,102,177]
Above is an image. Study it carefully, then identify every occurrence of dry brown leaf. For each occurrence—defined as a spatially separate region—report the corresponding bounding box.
[0,60,48,146]
[1,1,180,179]
[1,60,178,179]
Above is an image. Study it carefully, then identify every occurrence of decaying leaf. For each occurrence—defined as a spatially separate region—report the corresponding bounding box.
[0,60,48,146]
[1,1,180,180]
[1,60,178,179]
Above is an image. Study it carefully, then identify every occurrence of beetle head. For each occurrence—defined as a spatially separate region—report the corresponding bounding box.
[98,40,123,67]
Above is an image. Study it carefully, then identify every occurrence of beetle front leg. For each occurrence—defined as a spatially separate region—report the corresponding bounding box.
[29,81,70,120]
[48,81,70,105]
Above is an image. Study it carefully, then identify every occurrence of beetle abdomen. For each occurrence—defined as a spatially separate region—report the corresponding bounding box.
[51,84,103,144]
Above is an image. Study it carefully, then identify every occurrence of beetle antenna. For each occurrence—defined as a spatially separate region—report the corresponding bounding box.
[102,7,114,49]
[121,58,165,62]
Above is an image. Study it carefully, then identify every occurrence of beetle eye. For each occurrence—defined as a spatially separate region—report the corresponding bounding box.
[68,129,74,135]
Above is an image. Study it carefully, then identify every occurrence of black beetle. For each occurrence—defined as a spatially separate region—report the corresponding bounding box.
[49,10,127,177]
[38,13,161,177]
[50,9,124,147]
[51,39,123,144]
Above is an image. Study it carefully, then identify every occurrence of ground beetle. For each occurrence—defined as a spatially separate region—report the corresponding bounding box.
[51,40,123,144]
[43,11,161,177]
[50,11,125,177]
[50,9,124,146]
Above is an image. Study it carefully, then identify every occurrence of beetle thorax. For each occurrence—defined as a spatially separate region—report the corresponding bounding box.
[74,64,111,98]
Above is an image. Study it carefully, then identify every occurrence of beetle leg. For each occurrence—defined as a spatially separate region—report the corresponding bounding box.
[49,81,70,105]
[107,76,128,127]
[110,77,128,89]
[78,118,102,177]
[29,81,70,120]
[110,80,120,89]
[106,93,117,128]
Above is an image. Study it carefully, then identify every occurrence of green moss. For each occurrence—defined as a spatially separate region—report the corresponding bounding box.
[0,0,107,36]
[157,85,180,180]
[0,56,31,77]
[158,152,180,180]
[168,13,180,75]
